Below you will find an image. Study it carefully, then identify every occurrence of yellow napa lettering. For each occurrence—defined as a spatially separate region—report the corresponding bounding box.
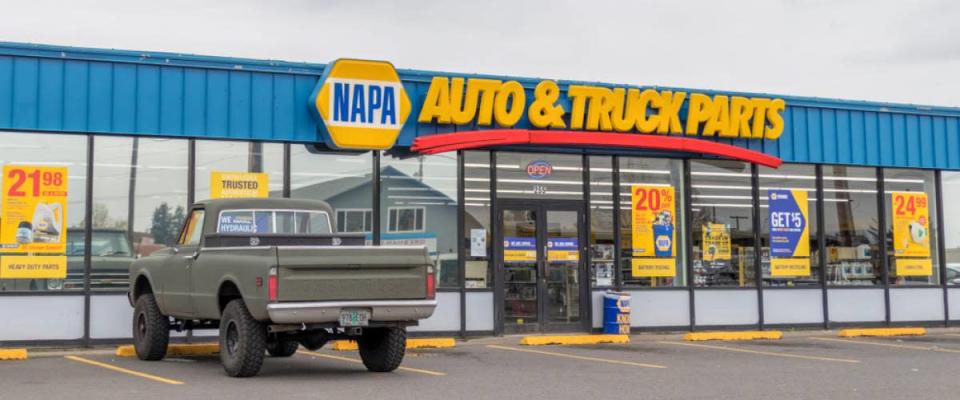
[584,86,615,131]
[417,77,452,124]
[685,93,713,135]
[703,95,730,136]
[474,79,502,126]
[449,78,477,124]
[568,85,592,130]
[750,98,771,139]
[636,89,661,133]
[611,88,639,132]
[729,96,753,138]
[493,81,525,127]
[764,98,786,139]
[528,80,566,129]
[657,91,686,134]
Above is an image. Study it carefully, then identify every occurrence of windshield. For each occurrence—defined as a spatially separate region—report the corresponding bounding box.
[217,209,332,235]
[66,230,133,257]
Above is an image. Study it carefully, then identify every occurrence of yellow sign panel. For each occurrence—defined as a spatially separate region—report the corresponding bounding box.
[1,165,68,253]
[632,257,676,278]
[417,77,786,139]
[702,224,731,261]
[895,258,932,277]
[770,258,811,277]
[631,185,676,258]
[313,59,412,150]
[210,172,269,199]
[0,255,67,279]
[891,192,930,258]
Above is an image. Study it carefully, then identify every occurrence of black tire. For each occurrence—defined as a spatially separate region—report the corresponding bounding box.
[266,336,299,357]
[357,327,406,372]
[219,299,266,378]
[132,294,169,361]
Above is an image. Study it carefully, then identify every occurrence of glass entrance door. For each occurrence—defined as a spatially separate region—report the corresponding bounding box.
[500,202,584,333]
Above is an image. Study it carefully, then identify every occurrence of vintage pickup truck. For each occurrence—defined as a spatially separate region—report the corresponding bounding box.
[128,198,437,377]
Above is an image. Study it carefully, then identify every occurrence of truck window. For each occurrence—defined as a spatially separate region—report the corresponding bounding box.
[180,210,205,245]
[217,209,331,235]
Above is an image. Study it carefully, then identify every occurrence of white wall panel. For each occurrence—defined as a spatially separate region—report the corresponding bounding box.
[890,288,944,322]
[0,296,84,341]
[763,289,823,325]
[465,291,494,332]
[626,290,690,327]
[827,289,885,323]
[409,291,459,332]
[694,290,758,326]
[950,289,960,321]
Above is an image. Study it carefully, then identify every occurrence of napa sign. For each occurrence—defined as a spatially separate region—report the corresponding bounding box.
[310,59,412,150]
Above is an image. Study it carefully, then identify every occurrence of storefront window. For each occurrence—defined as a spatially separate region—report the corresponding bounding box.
[91,137,189,291]
[194,140,284,201]
[290,145,372,236]
[884,168,939,285]
[381,153,459,288]
[823,166,881,286]
[943,172,960,286]
[589,156,614,288]
[690,160,755,287]
[759,164,820,287]
[463,151,492,289]
[0,132,87,292]
[619,157,686,287]
[495,152,583,201]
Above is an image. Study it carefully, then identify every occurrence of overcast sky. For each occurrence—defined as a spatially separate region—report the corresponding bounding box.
[0,0,957,107]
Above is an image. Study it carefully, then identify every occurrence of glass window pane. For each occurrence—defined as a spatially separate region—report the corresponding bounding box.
[759,164,820,287]
[620,157,686,287]
[183,210,205,245]
[0,132,88,292]
[380,153,459,288]
[589,156,614,287]
[290,146,372,237]
[823,166,880,286]
[884,168,939,285]
[464,151,492,289]
[690,160,755,287]
[495,152,582,201]
[943,172,960,286]
[195,141,284,201]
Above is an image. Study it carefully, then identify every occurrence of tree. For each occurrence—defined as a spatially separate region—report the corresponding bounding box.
[149,202,186,246]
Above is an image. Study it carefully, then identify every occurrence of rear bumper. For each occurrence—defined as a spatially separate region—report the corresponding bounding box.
[266,299,437,324]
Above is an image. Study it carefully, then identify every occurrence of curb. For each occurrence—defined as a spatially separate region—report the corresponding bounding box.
[116,343,219,357]
[331,338,457,351]
[0,348,28,361]
[519,335,629,346]
[838,327,926,338]
[683,331,783,341]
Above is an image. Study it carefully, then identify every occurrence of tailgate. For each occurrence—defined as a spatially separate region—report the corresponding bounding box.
[276,246,431,302]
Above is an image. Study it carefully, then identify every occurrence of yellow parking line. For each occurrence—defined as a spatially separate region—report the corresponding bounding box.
[296,350,446,376]
[64,355,184,385]
[812,337,960,353]
[657,341,860,364]
[486,345,666,369]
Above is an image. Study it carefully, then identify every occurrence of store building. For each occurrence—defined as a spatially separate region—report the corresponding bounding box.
[2,42,960,345]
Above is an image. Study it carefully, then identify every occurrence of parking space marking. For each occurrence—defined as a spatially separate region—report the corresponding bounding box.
[942,333,960,338]
[63,355,184,385]
[296,350,446,376]
[812,337,960,353]
[657,341,860,364]
[486,345,667,369]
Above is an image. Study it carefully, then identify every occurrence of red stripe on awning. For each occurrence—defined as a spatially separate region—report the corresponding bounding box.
[410,129,782,168]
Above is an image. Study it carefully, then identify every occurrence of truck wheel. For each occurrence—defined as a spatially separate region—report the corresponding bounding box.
[219,300,266,377]
[357,327,406,372]
[132,294,169,361]
[266,336,299,357]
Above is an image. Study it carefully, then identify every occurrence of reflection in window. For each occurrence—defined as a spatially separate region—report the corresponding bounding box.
[619,157,686,287]
[380,153,459,288]
[336,209,372,233]
[495,152,583,201]
[823,166,880,286]
[589,156,614,287]
[0,132,87,292]
[884,169,939,285]
[463,151,492,289]
[690,160,755,287]
[290,146,372,237]
[194,140,284,201]
[759,164,820,287]
[943,172,960,286]
[91,136,188,291]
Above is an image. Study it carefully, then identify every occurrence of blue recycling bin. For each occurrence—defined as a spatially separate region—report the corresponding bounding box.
[602,291,631,335]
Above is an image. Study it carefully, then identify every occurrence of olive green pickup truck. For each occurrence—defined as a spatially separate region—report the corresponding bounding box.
[128,198,437,377]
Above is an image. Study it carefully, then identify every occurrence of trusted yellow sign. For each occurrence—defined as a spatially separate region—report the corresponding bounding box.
[210,172,269,199]
[0,255,67,279]
[1,165,68,254]
[311,59,412,150]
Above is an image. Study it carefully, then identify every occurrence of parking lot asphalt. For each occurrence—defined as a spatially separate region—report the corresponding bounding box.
[4,329,960,400]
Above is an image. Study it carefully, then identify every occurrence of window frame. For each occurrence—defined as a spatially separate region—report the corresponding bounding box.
[215,208,332,235]
[387,206,427,233]
[178,208,206,246]
[336,208,373,233]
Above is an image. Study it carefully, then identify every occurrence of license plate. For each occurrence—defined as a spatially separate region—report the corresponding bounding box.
[338,309,371,327]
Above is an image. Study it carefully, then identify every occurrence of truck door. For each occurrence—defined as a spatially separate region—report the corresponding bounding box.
[162,209,204,317]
